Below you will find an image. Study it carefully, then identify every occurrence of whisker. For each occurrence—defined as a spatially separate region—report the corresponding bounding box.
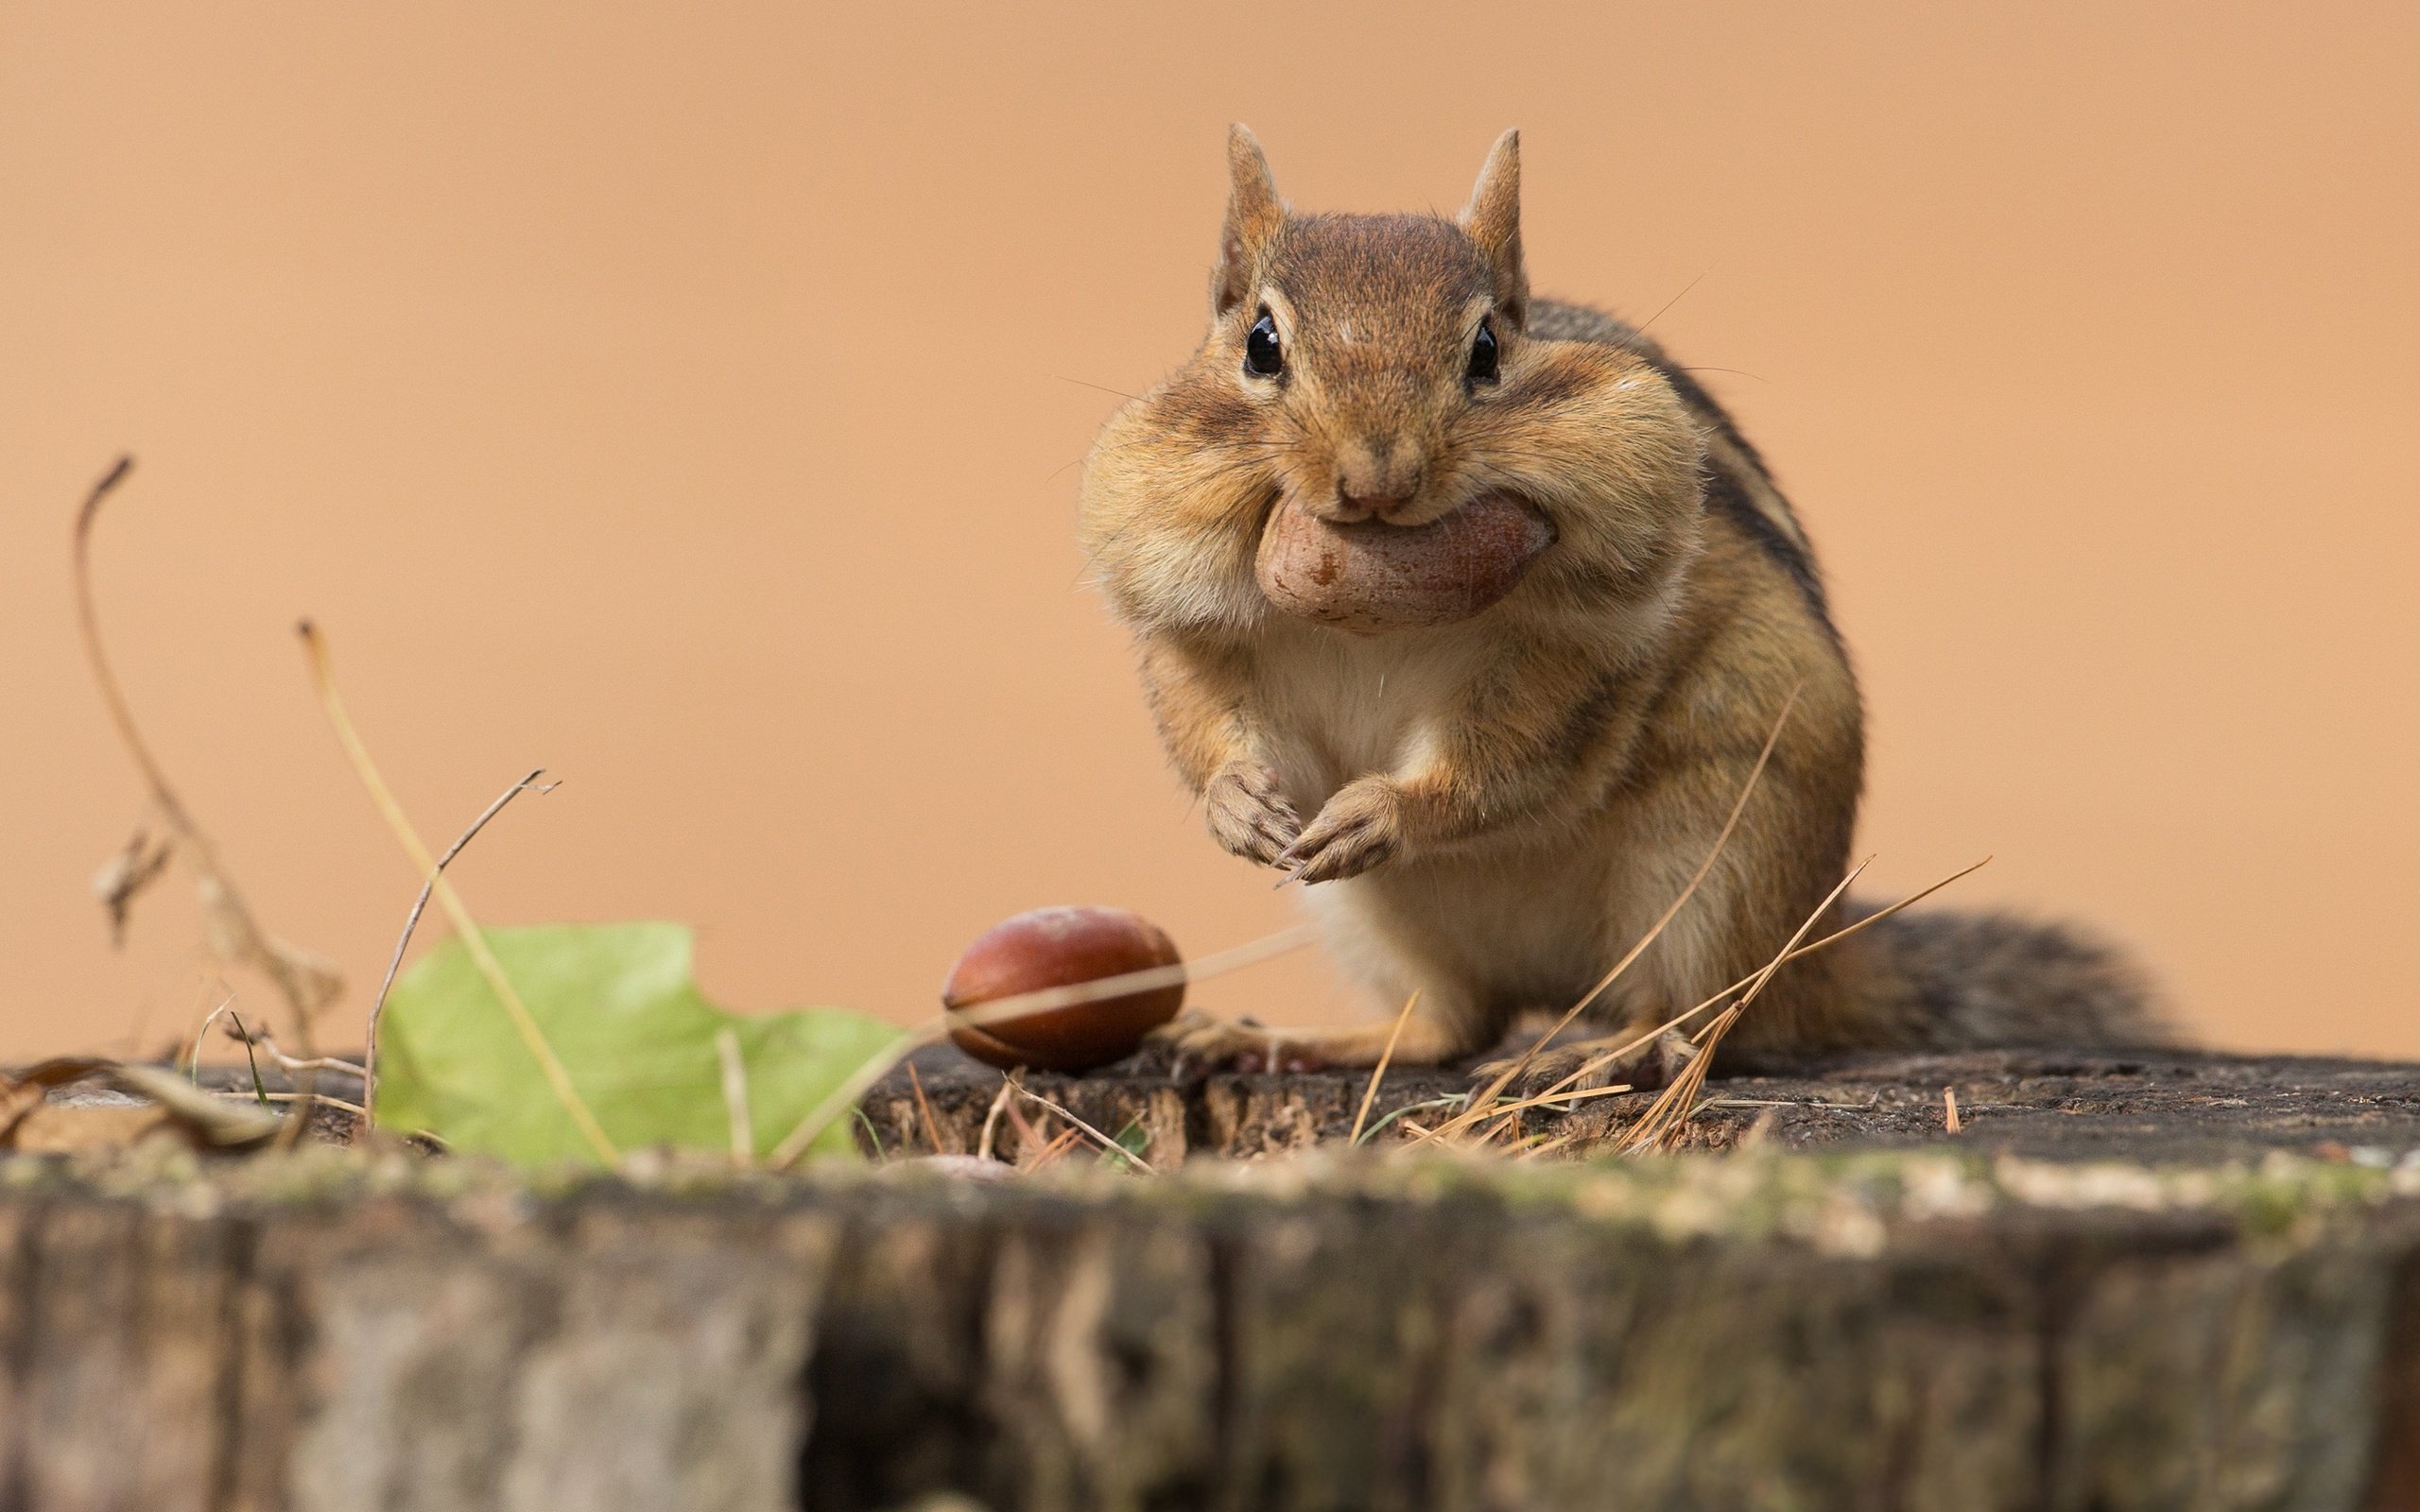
[1048,374,1141,401]
[1635,267,1713,336]
[1676,365,1770,385]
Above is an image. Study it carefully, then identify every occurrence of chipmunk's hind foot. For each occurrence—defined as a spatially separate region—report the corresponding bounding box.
[1472,1027,1700,1103]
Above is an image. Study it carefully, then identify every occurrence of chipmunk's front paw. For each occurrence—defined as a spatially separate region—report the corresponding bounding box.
[1204,763,1302,866]
[1473,1029,1698,1103]
[1278,777,1405,884]
[1151,1009,1333,1078]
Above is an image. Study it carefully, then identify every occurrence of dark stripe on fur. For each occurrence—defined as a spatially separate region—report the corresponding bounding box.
[1526,298,1837,641]
[1700,467,1841,646]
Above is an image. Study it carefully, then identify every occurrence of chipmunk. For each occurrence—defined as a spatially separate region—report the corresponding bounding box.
[1079,126,2162,1091]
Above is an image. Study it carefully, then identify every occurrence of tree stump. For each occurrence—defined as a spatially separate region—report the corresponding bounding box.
[9,1047,2420,1509]
[861,1041,2420,1168]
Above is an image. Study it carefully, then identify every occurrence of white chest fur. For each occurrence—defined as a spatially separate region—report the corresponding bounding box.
[1247,618,1491,803]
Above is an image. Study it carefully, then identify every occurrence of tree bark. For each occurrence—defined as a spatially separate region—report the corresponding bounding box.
[0,1138,2415,1510]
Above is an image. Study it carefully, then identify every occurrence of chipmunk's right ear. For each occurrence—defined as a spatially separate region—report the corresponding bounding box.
[1214,124,1285,318]
[1461,129,1528,328]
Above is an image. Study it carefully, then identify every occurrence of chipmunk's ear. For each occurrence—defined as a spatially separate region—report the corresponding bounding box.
[1214,124,1285,318]
[1460,129,1528,329]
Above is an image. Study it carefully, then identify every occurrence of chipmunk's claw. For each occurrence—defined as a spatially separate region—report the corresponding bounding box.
[1275,778,1403,884]
[1204,763,1302,866]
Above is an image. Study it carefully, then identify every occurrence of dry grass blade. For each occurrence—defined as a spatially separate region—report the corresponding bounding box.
[906,1061,946,1153]
[1507,854,1999,1123]
[716,1027,752,1165]
[976,1074,1015,1161]
[947,921,1320,1030]
[1944,1086,1962,1135]
[363,766,553,1125]
[185,995,237,1084]
[766,1027,933,1169]
[1409,1080,1635,1149]
[1349,990,1420,1146]
[1618,856,1874,1155]
[1434,686,1802,1143]
[74,455,342,1056]
[300,622,618,1166]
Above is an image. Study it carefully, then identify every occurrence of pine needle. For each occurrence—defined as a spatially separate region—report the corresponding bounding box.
[1349,991,1420,1146]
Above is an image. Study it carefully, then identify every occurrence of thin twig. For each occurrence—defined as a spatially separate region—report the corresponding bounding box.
[363,767,553,1125]
[73,455,341,1055]
[976,1075,1014,1162]
[717,1028,753,1166]
[1349,991,1420,1147]
[223,1022,364,1078]
[999,1081,1044,1163]
[245,1090,371,1117]
[300,623,618,1166]
[1012,1085,1157,1175]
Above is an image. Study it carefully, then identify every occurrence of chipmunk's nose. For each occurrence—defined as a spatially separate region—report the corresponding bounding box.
[1333,435,1425,524]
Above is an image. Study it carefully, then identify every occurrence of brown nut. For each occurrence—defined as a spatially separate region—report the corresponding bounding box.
[1254,490,1554,632]
[942,906,1184,1074]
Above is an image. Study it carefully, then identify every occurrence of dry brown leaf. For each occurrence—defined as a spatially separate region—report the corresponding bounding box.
[2,1057,286,1153]
[91,825,174,947]
[9,1104,175,1154]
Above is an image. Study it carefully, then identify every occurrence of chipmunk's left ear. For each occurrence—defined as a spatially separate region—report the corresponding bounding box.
[1214,125,1287,318]
[1460,129,1528,329]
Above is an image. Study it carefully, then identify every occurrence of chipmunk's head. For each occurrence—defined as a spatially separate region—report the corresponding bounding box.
[1209,125,1527,529]
[1079,128,1703,637]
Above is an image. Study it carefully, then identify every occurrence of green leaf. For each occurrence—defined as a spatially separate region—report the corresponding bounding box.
[1101,1117,1150,1173]
[375,921,905,1167]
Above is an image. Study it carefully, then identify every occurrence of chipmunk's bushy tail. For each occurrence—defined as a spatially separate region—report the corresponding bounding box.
[1849,901,2171,1050]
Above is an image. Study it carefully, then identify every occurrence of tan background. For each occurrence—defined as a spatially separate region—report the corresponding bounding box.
[3,3,2414,1062]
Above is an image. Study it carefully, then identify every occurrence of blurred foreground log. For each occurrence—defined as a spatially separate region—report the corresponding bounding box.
[3,1127,2420,1510]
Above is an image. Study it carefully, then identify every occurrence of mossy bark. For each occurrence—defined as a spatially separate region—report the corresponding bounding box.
[0,1151,2414,1511]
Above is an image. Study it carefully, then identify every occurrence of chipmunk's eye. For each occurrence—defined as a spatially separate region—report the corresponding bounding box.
[1466,316,1500,385]
[1244,311,1284,378]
